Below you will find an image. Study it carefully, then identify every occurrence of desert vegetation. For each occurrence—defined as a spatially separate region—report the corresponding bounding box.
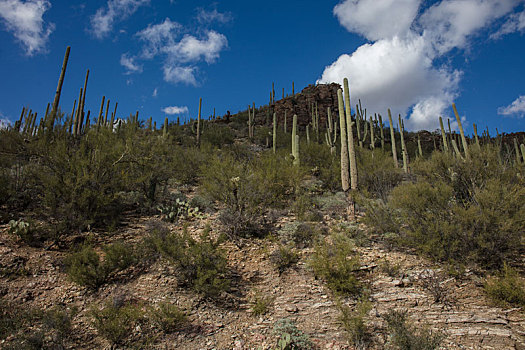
[1,47,525,349]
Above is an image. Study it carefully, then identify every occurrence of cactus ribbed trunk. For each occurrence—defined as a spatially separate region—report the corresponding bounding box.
[379,114,385,149]
[197,97,202,146]
[163,117,168,138]
[97,96,105,128]
[452,103,469,160]
[439,116,449,152]
[388,109,398,168]
[369,116,375,150]
[77,69,90,135]
[337,89,350,192]
[451,139,463,159]
[418,134,423,158]
[110,102,117,130]
[343,78,357,191]
[272,112,277,153]
[292,114,299,165]
[73,88,82,136]
[473,123,480,149]
[399,115,408,173]
[520,144,525,163]
[104,99,110,126]
[514,138,521,164]
[49,46,71,130]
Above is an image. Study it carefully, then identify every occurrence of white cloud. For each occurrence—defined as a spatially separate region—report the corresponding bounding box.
[164,31,228,64]
[0,113,11,129]
[163,65,198,85]
[418,0,518,55]
[152,87,158,97]
[131,18,228,85]
[136,18,181,58]
[162,106,188,115]
[498,95,525,117]
[320,0,521,130]
[196,8,233,24]
[90,0,149,39]
[0,0,54,55]
[333,0,421,41]
[120,53,143,73]
[491,10,525,38]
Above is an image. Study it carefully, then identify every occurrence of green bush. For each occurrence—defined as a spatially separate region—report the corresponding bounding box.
[278,222,324,248]
[201,123,235,147]
[310,232,362,296]
[383,310,443,350]
[250,291,275,316]
[338,295,372,347]
[301,141,340,191]
[65,242,136,289]
[388,178,525,268]
[269,245,299,274]
[151,225,230,298]
[149,302,187,332]
[485,264,525,307]
[91,302,144,346]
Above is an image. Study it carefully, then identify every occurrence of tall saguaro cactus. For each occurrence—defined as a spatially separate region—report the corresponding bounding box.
[337,89,350,193]
[49,46,71,130]
[292,114,299,165]
[439,116,449,152]
[452,103,470,160]
[388,109,398,168]
[399,115,409,173]
[343,78,357,190]
[272,112,277,153]
[196,97,202,146]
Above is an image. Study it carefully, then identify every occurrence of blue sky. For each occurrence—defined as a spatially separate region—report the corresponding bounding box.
[0,0,524,134]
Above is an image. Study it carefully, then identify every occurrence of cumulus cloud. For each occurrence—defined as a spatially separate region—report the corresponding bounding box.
[90,0,149,39]
[0,0,54,55]
[152,88,158,97]
[120,53,143,73]
[498,95,525,117]
[130,18,228,85]
[333,0,420,41]
[0,113,11,129]
[319,0,522,130]
[196,8,233,24]
[419,0,518,55]
[162,106,189,115]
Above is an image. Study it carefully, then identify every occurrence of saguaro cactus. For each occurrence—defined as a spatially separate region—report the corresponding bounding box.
[197,97,202,146]
[338,89,350,192]
[388,109,398,168]
[452,103,470,160]
[97,96,105,128]
[272,112,277,153]
[292,114,299,165]
[399,115,409,173]
[325,107,337,154]
[49,46,71,130]
[439,116,449,152]
[343,78,357,191]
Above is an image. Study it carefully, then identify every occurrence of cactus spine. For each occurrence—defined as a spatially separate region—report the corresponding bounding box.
[49,46,70,131]
[399,115,409,173]
[388,109,398,168]
[452,103,469,160]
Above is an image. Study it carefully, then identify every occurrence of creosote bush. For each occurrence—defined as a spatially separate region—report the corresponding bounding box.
[250,291,275,316]
[150,225,230,298]
[383,309,443,350]
[269,245,299,275]
[149,302,187,333]
[309,231,362,296]
[338,295,372,348]
[91,302,145,346]
[484,264,525,307]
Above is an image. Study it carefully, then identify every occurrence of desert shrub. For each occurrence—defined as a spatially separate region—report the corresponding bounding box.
[270,245,299,274]
[65,242,136,289]
[379,259,402,278]
[357,197,399,235]
[171,146,206,185]
[338,295,372,348]
[356,148,404,201]
[293,193,323,222]
[273,318,314,350]
[158,197,205,223]
[484,264,525,307]
[149,302,187,333]
[388,178,525,268]
[250,291,275,316]
[65,245,107,289]
[278,222,324,248]
[310,232,362,296]
[302,141,340,191]
[383,310,443,350]
[201,123,235,147]
[202,150,303,238]
[91,302,144,346]
[151,225,230,297]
